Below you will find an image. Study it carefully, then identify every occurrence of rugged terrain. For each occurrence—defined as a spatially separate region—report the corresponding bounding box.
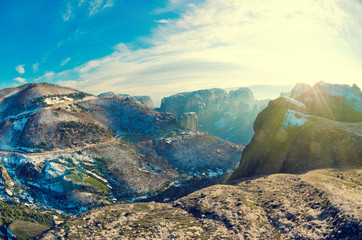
[1,82,361,239]
[0,83,244,238]
[159,88,269,145]
[39,168,362,239]
[230,82,362,180]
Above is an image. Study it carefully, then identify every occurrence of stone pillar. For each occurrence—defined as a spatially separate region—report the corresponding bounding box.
[179,112,198,132]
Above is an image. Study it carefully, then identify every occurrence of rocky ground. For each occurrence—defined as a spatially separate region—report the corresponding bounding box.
[38,168,362,239]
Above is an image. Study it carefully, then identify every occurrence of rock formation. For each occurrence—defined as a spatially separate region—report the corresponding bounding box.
[178,112,198,132]
[230,82,362,181]
[159,88,268,145]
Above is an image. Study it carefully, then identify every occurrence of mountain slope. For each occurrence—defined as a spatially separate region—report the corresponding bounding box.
[229,82,362,180]
[38,168,362,239]
[0,83,243,220]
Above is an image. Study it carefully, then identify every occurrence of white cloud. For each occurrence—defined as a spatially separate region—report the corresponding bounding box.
[15,64,25,74]
[155,19,172,24]
[89,0,114,16]
[79,0,86,7]
[60,57,71,67]
[14,77,26,83]
[32,63,39,73]
[63,2,72,21]
[38,0,362,105]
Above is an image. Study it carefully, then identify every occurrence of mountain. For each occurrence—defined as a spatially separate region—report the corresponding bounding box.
[0,82,243,226]
[230,82,362,180]
[98,91,154,109]
[39,168,362,239]
[159,88,269,145]
[1,82,361,239]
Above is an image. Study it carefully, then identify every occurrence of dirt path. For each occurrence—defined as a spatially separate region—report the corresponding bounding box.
[0,138,115,157]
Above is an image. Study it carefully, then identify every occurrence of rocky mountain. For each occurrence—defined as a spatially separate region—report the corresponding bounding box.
[230,82,362,180]
[39,168,362,239]
[0,82,243,238]
[159,88,269,145]
[1,82,361,239]
[98,92,154,109]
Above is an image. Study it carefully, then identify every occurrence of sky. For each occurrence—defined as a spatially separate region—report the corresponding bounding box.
[1,0,362,105]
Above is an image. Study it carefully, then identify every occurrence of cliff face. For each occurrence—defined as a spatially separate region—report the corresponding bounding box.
[159,88,268,145]
[230,82,362,181]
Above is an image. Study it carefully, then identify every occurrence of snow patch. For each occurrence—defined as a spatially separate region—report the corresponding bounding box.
[282,110,309,128]
[43,162,67,179]
[4,107,42,121]
[44,96,73,105]
[11,117,29,131]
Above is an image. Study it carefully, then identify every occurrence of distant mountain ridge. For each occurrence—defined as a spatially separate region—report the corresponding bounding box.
[98,91,154,109]
[159,87,269,145]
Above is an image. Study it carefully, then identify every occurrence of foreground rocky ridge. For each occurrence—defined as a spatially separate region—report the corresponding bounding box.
[230,82,362,180]
[39,168,362,239]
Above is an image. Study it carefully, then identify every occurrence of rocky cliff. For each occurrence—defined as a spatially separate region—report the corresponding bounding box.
[178,112,198,132]
[159,88,268,145]
[230,82,362,181]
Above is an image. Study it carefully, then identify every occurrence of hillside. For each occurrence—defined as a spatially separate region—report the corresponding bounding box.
[0,83,243,224]
[230,82,362,180]
[39,168,362,239]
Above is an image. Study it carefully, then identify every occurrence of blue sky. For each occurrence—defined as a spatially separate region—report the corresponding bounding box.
[1,0,179,85]
[1,0,362,105]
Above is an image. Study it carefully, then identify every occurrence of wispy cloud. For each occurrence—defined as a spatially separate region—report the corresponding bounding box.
[155,0,198,14]
[89,0,114,16]
[63,2,72,21]
[155,19,172,24]
[15,64,25,74]
[38,0,362,105]
[63,0,114,22]
[14,77,26,83]
[60,57,71,67]
[32,63,39,73]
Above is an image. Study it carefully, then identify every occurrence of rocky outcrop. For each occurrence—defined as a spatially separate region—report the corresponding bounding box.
[294,81,362,122]
[178,112,198,132]
[230,82,362,180]
[98,92,154,109]
[39,169,362,240]
[159,88,268,145]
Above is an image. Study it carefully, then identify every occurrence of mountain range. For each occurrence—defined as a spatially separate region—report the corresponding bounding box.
[0,82,360,239]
